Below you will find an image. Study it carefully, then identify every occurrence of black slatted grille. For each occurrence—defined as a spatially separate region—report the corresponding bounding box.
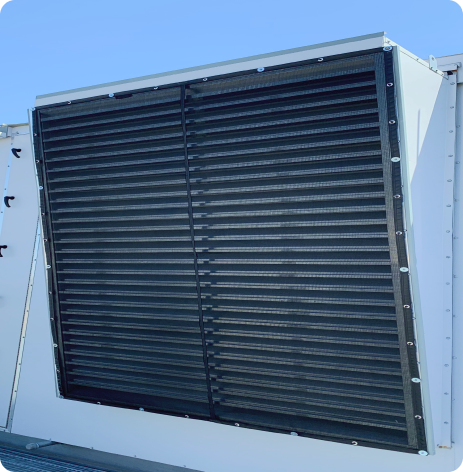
[33,49,426,453]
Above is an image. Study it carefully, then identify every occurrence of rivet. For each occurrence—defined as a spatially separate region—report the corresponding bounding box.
[418,450,428,456]
[43,239,48,242]
[400,267,409,273]
[396,231,403,235]
[394,194,401,199]
[235,423,240,427]
[39,186,43,190]
[415,415,422,419]
[36,159,40,163]
[202,78,208,82]
[34,133,37,137]
[352,441,358,446]
[109,93,115,97]
[185,415,189,418]
[383,46,393,51]
[317,58,324,62]
[97,402,101,405]
[407,342,414,346]
[290,432,298,436]
[387,83,394,87]
[391,157,401,162]
[257,67,265,72]
[404,304,411,308]
[53,344,57,348]
[139,408,144,411]
[67,101,71,105]
[411,378,421,383]
[31,107,35,111]
[46,265,51,269]
[389,120,396,124]
[153,87,158,90]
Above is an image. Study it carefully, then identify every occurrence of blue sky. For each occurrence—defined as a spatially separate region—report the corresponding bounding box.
[0,0,461,124]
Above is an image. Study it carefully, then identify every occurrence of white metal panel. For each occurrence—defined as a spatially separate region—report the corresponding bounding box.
[0,126,38,428]
[34,34,385,107]
[8,52,461,472]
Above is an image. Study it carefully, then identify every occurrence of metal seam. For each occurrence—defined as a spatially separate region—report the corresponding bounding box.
[181,84,216,419]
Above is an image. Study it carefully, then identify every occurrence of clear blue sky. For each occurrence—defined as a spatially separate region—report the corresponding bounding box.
[0,0,461,124]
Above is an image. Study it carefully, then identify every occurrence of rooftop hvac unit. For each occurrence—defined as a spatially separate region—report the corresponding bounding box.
[0,32,461,472]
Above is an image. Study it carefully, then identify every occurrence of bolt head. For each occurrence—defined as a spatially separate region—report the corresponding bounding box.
[407,342,414,346]
[352,441,358,446]
[109,93,115,97]
[317,58,324,62]
[404,304,411,308]
[411,378,421,383]
[399,267,409,273]
[391,157,400,162]
[383,46,393,51]
[418,450,428,456]
[202,78,208,82]
[234,423,240,427]
[387,83,394,87]
[415,415,422,419]
[290,432,298,436]
[257,67,265,72]
[389,120,396,124]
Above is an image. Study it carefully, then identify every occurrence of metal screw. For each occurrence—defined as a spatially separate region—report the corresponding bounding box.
[352,441,358,446]
[389,120,396,124]
[36,159,40,163]
[202,78,208,82]
[39,186,43,190]
[153,86,158,90]
[418,450,428,456]
[46,265,51,269]
[400,267,409,273]
[257,67,265,72]
[34,133,37,137]
[411,378,421,383]
[234,423,240,427]
[404,304,411,308]
[53,344,57,348]
[391,157,400,162]
[185,415,189,418]
[67,101,71,105]
[109,93,115,97]
[139,408,144,411]
[387,83,394,87]
[396,231,403,235]
[31,107,35,111]
[97,402,101,405]
[415,415,422,419]
[407,342,414,346]
[43,239,48,242]
[290,432,298,436]
[383,46,393,51]
[317,58,324,62]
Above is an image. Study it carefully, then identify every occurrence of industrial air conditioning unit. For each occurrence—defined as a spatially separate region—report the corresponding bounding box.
[0,32,461,472]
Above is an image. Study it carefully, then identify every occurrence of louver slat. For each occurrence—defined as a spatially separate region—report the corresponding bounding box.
[33,49,426,453]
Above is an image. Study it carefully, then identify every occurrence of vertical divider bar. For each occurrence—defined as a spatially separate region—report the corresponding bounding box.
[375,51,422,450]
[181,85,216,419]
[441,71,458,449]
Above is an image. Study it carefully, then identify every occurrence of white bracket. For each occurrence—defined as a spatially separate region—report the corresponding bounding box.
[429,55,438,72]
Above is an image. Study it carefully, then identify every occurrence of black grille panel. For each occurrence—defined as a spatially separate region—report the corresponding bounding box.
[33,49,426,453]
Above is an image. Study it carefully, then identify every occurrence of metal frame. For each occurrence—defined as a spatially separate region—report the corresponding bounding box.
[31,48,428,454]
